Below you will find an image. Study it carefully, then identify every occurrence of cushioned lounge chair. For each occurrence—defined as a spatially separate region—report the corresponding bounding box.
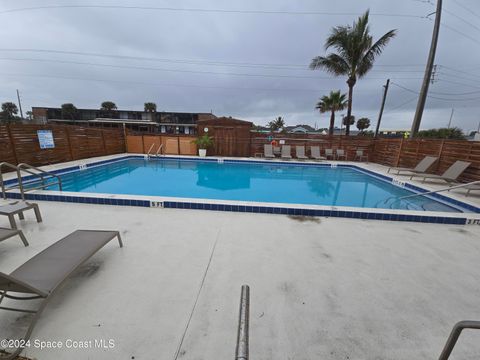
[0,230,122,360]
[387,156,438,175]
[310,146,326,160]
[0,201,42,230]
[264,144,275,158]
[410,161,471,184]
[0,228,28,247]
[281,145,292,159]
[295,146,308,160]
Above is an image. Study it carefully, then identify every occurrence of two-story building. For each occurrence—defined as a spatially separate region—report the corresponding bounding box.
[31,107,216,134]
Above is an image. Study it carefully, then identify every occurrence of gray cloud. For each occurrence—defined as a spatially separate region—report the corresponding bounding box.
[0,0,479,132]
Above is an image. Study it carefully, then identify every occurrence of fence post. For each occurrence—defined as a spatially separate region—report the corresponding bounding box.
[101,130,107,154]
[65,126,74,161]
[6,123,19,164]
[141,135,145,153]
[395,137,404,167]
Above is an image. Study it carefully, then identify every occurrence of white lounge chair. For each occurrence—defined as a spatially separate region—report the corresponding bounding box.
[264,144,275,158]
[354,149,368,162]
[410,161,471,184]
[324,149,334,160]
[295,146,308,160]
[387,156,438,175]
[310,146,326,160]
[336,149,347,161]
[281,145,292,159]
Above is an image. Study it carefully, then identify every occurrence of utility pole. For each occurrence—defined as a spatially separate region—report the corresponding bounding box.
[410,0,443,137]
[16,89,24,119]
[375,79,390,138]
[447,108,454,128]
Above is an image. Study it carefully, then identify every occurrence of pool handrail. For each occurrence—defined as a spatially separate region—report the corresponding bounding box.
[398,180,480,200]
[438,321,480,360]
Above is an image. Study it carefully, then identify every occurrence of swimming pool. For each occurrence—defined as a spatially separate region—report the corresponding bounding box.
[36,157,467,213]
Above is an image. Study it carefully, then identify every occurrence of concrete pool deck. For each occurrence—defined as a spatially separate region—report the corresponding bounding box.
[1,199,480,359]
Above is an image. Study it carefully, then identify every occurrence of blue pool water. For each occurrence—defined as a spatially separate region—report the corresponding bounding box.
[41,158,466,212]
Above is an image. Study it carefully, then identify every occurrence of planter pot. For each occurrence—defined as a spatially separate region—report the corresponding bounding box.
[198,149,207,157]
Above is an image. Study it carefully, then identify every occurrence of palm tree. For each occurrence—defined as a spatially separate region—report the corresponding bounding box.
[267,116,285,132]
[100,101,117,118]
[1,102,18,123]
[144,102,157,112]
[310,10,396,135]
[144,102,157,122]
[315,90,347,136]
[61,103,78,121]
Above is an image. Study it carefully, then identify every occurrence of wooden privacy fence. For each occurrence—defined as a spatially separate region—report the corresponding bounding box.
[0,124,125,166]
[251,133,375,160]
[126,134,197,155]
[373,138,480,183]
[252,133,480,182]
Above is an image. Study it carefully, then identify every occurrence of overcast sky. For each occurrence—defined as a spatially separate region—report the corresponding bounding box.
[1,0,480,132]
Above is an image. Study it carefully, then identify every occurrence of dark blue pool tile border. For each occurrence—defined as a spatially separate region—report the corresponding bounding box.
[5,190,469,225]
[161,201,467,225]
[4,154,480,216]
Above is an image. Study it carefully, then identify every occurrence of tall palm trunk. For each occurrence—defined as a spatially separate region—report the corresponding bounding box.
[329,109,335,136]
[345,77,356,136]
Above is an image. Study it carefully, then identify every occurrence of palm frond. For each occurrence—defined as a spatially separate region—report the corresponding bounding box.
[357,29,396,77]
[310,54,350,76]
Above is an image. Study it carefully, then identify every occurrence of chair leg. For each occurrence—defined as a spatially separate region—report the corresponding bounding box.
[33,204,43,223]
[116,232,124,247]
[18,211,25,220]
[8,214,17,229]
[17,230,29,247]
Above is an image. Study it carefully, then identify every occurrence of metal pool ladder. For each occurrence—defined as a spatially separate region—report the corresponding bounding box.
[0,162,63,200]
[146,144,163,158]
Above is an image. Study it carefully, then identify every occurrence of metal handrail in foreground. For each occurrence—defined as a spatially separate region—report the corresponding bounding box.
[235,285,250,360]
[0,162,21,199]
[438,321,480,360]
[17,163,63,195]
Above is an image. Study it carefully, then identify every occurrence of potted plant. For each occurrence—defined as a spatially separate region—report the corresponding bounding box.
[193,134,214,157]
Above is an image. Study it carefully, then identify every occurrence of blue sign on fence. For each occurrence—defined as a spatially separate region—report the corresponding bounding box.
[37,130,55,149]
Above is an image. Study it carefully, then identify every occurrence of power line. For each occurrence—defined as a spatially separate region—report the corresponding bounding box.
[0,5,425,18]
[0,72,336,93]
[392,81,480,101]
[443,8,480,33]
[388,96,418,111]
[440,21,480,46]
[0,57,327,79]
[451,0,480,20]
[0,48,427,70]
[0,57,426,80]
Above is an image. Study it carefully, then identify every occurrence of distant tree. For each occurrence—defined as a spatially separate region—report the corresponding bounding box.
[61,103,78,120]
[144,102,157,112]
[100,101,117,111]
[316,90,347,136]
[342,115,355,127]
[267,116,285,132]
[310,10,396,136]
[356,117,371,132]
[100,101,117,118]
[416,127,465,139]
[25,110,33,120]
[1,102,19,123]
